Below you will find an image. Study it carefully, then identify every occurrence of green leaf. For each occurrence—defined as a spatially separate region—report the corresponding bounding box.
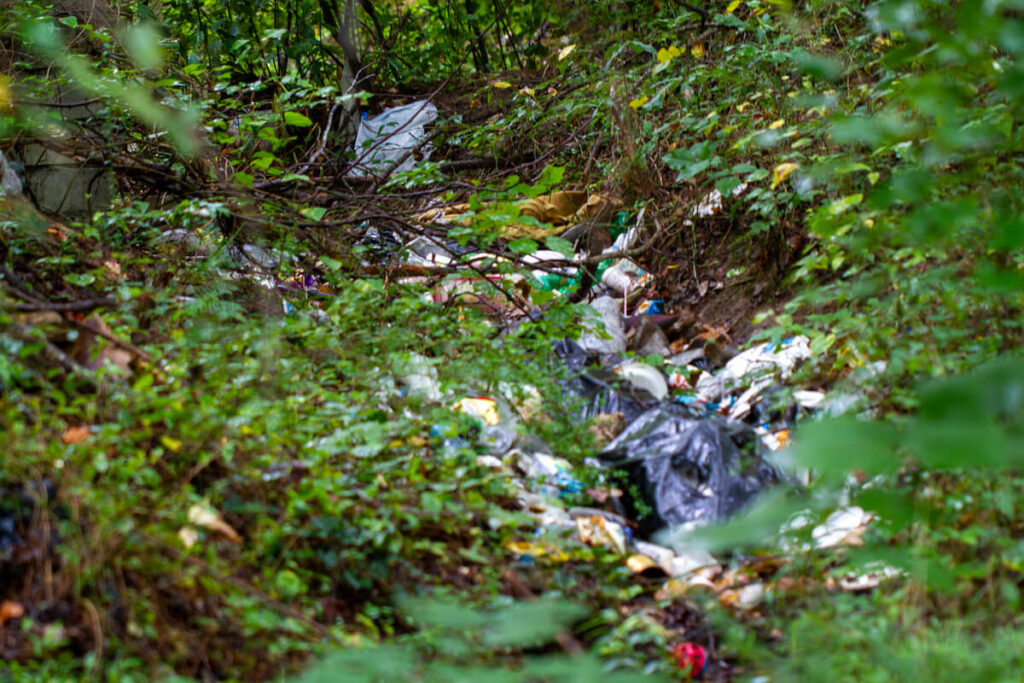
[400,598,489,630]
[665,489,804,553]
[532,165,565,194]
[233,172,254,188]
[284,111,313,127]
[123,23,163,71]
[508,238,538,254]
[790,48,844,81]
[64,272,96,287]
[481,601,588,647]
[301,207,328,222]
[787,417,901,477]
[251,153,276,170]
[716,176,743,196]
[544,236,575,258]
[320,256,342,271]
[530,289,557,306]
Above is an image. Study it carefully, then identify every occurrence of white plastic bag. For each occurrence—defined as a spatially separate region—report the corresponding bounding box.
[351,101,438,175]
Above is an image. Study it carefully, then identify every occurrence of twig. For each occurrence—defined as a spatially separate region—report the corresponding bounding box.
[1,264,47,304]
[1,267,149,361]
[369,126,445,192]
[578,214,666,265]
[13,296,117,312]
[16,97,103,109]
[69,316,151,362]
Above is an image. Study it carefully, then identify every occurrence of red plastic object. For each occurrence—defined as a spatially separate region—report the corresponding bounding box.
[672,642,707,679]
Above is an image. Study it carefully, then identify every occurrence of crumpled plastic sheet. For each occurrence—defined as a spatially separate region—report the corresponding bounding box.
[352,100,438,175]
[599,403,780,535]
[554,340,655,423]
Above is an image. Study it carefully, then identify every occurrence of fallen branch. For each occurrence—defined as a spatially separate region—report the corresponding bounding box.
[13,296,117,312]
[6,320,96,386]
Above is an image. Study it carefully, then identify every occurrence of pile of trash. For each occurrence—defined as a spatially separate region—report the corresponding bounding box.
[418,319,820,587]
[142,100,879,598]
[446,324,892,607]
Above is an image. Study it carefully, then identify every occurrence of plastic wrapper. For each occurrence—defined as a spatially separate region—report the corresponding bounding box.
[599,403,779,535]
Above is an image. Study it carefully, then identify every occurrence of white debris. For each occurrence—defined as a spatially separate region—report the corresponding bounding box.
[837,563,903,592]
[813,506,873,548]
[696,336,812,404]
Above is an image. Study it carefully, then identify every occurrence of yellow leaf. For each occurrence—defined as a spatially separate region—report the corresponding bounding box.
[490,80,512,89]
[0,76,12,112]
[691,43,705,59]
[519,87,535,97]
[668,45,681,59]
[558,44,576,61]
[656,47,672,63]
[629,96,650,110]
[771,163,800,189]
[160,435,183,452]
[726,0,742,13]
[769,118,785,129]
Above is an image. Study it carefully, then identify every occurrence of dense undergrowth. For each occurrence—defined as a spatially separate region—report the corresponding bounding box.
[2,0,1024,680]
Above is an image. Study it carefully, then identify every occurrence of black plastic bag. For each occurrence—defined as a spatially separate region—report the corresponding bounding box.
[600,404,778,535]
[553,339,654,423]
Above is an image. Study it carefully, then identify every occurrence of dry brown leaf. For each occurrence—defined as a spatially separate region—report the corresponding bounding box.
[72,313,134,374]
[61,424,90,444]
[187,504,242,544]
[0,600,25,626]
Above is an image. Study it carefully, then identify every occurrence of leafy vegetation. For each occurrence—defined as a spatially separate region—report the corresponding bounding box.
[2,0,1024,680]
